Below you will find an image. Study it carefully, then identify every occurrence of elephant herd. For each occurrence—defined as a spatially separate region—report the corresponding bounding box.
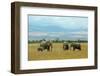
[37,40,81,52]
[63,42,81,51]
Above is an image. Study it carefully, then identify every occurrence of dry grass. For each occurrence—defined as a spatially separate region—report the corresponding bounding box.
[28,43,88,61]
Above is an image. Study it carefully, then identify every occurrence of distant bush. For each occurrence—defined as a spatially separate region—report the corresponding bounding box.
[28,40,88,43]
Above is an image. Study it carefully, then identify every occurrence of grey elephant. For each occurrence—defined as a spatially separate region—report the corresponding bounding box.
[63,42,69,50]
[37,47,43,51]
[70,43,81,51]
[39,40,53,51]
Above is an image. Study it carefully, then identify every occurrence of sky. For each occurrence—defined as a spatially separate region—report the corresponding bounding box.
[28,15,88,41]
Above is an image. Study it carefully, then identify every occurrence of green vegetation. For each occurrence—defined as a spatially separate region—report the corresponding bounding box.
[28,39,88,43]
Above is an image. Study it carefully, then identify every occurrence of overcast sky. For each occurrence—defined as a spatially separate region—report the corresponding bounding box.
[28,15,88,41]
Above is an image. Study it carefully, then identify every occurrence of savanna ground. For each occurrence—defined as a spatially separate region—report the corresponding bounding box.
[28,43,88,61]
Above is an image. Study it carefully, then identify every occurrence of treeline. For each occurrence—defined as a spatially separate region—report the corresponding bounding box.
[28,40,88,43]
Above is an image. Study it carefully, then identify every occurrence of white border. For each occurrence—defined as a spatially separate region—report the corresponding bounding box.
[20,7,95,70]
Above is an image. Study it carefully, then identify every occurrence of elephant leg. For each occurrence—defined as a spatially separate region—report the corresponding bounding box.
[67,47,69,50]
[67,46,69,50]
[48,46,50,51]
[46,46,49,51]
[73,47,75,51]
[79,47,81,50]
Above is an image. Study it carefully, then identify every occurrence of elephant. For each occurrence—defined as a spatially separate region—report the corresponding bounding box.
[37,47,43,52]
[39,40,53,51]
[70,43,81,51]
[63,42,69,50]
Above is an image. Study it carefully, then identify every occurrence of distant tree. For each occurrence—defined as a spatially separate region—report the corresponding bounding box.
[55,38,59,43]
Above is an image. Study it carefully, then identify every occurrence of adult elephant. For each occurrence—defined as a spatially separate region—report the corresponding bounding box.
[63,42,69,50]
[39,40,53,51]
[70,43,81,51]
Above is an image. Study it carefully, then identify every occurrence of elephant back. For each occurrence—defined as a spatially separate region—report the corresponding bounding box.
[40,40,46,47]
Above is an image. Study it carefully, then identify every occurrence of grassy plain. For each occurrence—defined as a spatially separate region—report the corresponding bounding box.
[28,43,88,61]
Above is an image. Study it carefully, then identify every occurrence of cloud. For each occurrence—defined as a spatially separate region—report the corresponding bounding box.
[49,32,64,35]
[69,31,88,35]
[29,32,65,36]
[29,32,48,36]
[48,34,60,37]
[29,31,88,40]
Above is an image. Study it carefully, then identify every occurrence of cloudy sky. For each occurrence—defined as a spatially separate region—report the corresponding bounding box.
[28,15,88,41]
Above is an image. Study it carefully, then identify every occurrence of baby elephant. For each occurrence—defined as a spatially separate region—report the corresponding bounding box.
[63,42,69,50]
[37,47,43,52]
